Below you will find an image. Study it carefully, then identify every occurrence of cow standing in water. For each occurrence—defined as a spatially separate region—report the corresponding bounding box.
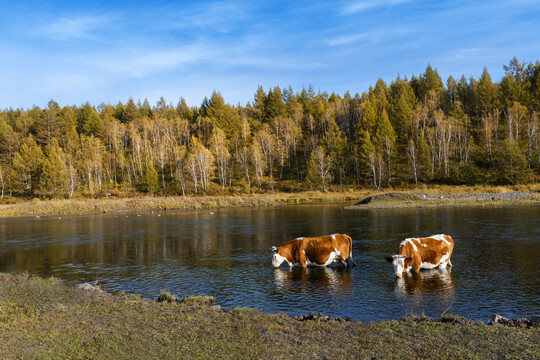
[271,234,355,268]
[386,234,454,277]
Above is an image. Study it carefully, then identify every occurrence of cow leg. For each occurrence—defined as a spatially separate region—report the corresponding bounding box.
[336,255,348,268]
[448,259,453,267]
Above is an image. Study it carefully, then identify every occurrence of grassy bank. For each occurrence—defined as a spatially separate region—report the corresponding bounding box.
[0,195,282,217]
[0,273,538,359]
[344,190,540,209]
[0,184,539,217]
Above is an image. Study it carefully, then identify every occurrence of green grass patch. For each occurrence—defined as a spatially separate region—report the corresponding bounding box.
[0,273,538,359]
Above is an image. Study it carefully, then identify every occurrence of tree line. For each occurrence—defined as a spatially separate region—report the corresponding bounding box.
[1,57,539,198]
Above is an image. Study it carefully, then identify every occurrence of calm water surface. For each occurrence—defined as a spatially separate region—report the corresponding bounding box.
[0,203,538,322]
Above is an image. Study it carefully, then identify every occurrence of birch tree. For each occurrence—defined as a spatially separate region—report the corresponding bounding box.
[210,127,230,188]
[251,142,266,188]
[236,146,251,186]
[255,125,277,189]
[308,146,333,191]
[406,139,418,185]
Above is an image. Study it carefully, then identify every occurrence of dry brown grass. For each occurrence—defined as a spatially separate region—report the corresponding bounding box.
[0,184,539,217]
[0,195,280,217]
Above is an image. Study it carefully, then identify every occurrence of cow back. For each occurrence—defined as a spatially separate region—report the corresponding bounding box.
[399,234,454,268]
[304,234,352,265]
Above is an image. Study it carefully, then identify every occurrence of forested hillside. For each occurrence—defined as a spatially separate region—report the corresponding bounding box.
[1,58,539,198]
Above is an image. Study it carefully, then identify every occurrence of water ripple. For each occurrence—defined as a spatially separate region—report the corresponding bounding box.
[0,204,538,322]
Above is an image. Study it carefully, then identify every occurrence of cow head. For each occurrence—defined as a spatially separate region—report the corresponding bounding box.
[386,255,412,277]
[271,246,288,268]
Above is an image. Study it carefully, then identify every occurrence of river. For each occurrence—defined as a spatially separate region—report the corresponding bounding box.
[0,203,538,322]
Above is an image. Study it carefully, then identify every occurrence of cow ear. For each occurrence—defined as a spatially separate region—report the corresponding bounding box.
[270,246,277,252]
[385,256,394,263]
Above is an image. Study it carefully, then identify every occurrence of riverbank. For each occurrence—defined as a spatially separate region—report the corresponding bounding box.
[0,273,538,359]
[344,190,540,209]
[0,185,539,217]
[0,195,282,217]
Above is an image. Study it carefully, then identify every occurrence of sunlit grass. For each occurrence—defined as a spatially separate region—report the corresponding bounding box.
[0,184,538,217]
[0,273,538,359]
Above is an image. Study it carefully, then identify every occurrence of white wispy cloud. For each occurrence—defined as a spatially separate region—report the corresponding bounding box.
[37,15,112,41]
[341,0,413,15]
[92,46,209,78]
[171,1,247,33]
[449,48,490,61]
[326,33,368,46]
[324,25,417,48]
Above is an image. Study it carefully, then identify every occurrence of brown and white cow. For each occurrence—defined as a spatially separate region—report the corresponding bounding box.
[271,234,355,268]
[386,234,454,277]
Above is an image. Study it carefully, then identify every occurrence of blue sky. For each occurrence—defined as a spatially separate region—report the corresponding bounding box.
[1,0,539,109]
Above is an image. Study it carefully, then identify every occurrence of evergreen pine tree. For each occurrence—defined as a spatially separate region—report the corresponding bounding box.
[41,138,66,197]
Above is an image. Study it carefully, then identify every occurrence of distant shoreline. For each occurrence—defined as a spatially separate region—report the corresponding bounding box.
[344,190,540,209]
[0,185,539,217]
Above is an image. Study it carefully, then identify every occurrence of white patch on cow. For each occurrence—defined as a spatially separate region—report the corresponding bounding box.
[331,234,336,240]
[295,237,303,241]
[391,255,406,277]
[430,234,451,246]
[419,261,439,270]
[306,249,341,267]
[272,253,289,268]
[420,252,451,270]
[400,238,418,252]
[323,251,339,266]
[438,252,451,268]
[413,238,427,247]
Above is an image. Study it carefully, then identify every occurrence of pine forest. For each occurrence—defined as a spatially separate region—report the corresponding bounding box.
[1,57,539,199]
